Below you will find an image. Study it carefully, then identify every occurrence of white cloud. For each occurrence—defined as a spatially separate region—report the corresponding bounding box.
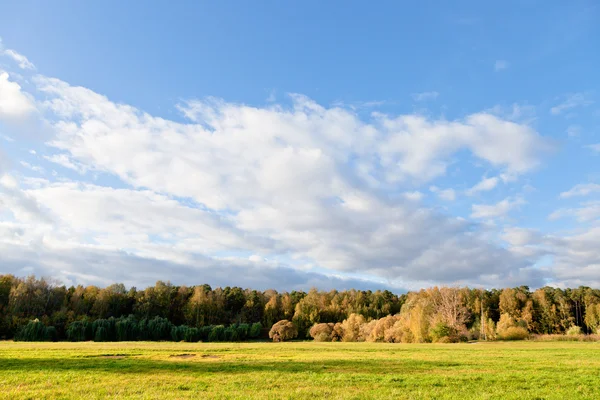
[586,143,600,153]
[551,93,593,115]
[0,72,36,120]
[412,91,439,101]
[429,186,456,201]
[43,154,89,174]
[0,73,557,288]
[542,226,600,288]
[37,76,550,194]
[471,197,525,219]
[466,176,499,196]
[502,227,540,247]
[0,173,538,288]
[403,191,424,201]
[549,201,600,222]
[3,49,35,70]
[19,161,45,174]
[559,183,600,198]
[494,60,509,71]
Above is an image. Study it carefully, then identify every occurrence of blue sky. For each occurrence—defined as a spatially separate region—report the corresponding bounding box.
[0,0,599,291]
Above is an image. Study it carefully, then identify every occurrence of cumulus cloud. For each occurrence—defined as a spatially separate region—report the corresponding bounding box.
[471,197,525,219]
[0,72,36,121]
[0,72,558,288]
[551,92,593,115]
[412,91,439,101]
[560,183,600,198]
[429,186,456,201]
[3,49,35,70]
[403,191,424,201]
[43,154,89,174]
[466,176,499,196]
[0,172,538,289]
[549,201,600,222]
[543,226,600,288]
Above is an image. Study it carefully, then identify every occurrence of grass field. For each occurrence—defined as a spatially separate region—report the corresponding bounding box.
[1,341,600,399]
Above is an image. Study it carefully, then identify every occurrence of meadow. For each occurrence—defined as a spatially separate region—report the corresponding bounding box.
[1,341,600,399]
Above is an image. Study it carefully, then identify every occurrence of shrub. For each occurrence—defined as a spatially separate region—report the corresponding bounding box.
[496,313,528,341]
[499,326,529,341]
[137,318,149,340]
[66,320,93,342]
[147,316,173,341]
[249,322,262,339]
[567,326,583,336]
[367,315,397,342]
[171,325,188,342]
[95,327,108,342]
[236,323,250,340]
[309,323,333,342]
[341,313,366,342]
[533,333,600,342]
[92,318,116,342]
[430,322,458,343]
[331,323,344,342]
[533,334,582,342]
[208,325,225,342]
[45,326,58,342]
[224,327,239,341]
[115,315,139,341]
[269,320,298,342]
[199,326,213,341]
[15,320,53,342]
[483,318,497,341]
[184,327,199,342]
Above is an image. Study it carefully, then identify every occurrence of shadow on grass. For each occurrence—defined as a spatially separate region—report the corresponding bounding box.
[0,356,466,375]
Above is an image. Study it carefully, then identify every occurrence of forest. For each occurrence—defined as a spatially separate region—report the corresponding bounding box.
[2,274,600,343]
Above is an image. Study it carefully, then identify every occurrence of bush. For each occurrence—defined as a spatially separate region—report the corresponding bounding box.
[115,315,139,341]
[499,326,529,341]
[567,326,583,336]
[45,326,58,342]
[15,320,54,342]
[224,327,239,341]
[208,325,225,342]
[269,320,298,342]
[147,317,173,341]
[66,320,93,342]
[199,326,213,341]
[309,323,333,342]
[249,322,262,339]
[430,322,458,343]
[533,334,600,342]
[137,318,149,340]
[95,327,108,342]
[92,318,116,342]
[171,325,188,342]
[341,313,366,342]
[236,323,250,340]
[184,327,199,342]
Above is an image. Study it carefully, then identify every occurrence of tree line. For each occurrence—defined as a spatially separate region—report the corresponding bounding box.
[2,275,600,342]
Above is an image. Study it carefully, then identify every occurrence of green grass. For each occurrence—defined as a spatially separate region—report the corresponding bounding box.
[1,341,600,399]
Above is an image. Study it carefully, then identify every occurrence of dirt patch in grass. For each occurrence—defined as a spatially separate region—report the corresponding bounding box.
[201,354,220,359]
[84,354,131,359]
[170,354,196,359]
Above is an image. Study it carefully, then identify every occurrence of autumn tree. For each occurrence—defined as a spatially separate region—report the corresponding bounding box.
[269,320,298,342]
